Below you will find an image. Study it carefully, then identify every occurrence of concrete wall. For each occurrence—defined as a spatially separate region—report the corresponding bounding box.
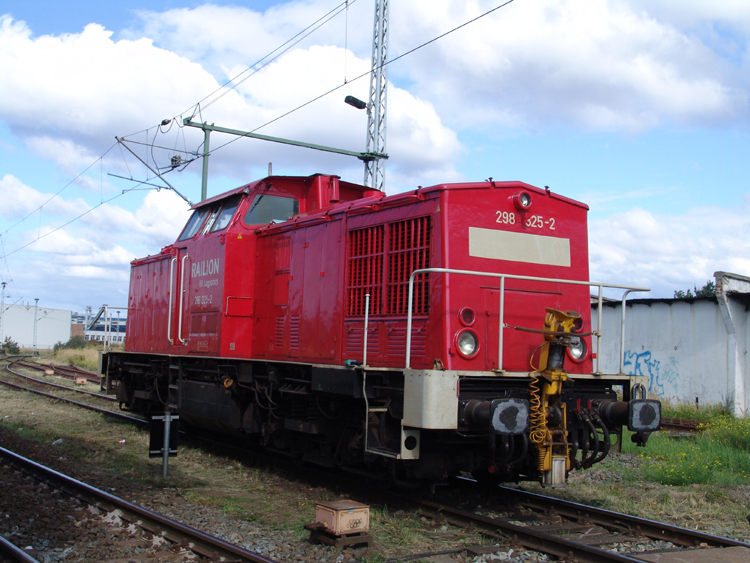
[1,304,72,349]
[593,272,750,415]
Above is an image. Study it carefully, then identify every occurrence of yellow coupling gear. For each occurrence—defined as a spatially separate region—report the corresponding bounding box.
[527,308,581,481]
[529,375,547,446]
[528,374,549,470]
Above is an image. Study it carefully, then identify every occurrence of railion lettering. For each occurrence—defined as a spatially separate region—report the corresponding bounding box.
[191,258,220,278]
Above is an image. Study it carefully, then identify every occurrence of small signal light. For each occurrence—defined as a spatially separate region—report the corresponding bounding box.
[513,191,532,211]
[459,307,476,326]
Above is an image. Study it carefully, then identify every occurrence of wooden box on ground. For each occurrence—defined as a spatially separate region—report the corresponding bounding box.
[315,500,370,535]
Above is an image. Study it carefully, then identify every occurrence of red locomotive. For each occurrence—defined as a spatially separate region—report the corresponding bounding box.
[102,174,660,486]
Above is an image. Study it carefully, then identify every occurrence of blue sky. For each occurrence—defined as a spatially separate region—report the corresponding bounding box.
[0,0,749,315]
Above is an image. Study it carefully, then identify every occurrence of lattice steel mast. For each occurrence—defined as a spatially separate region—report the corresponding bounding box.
[364,0,389,191]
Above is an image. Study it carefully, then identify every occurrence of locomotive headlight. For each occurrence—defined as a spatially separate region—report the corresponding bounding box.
[456,329,479,359]
[566,336,588,363]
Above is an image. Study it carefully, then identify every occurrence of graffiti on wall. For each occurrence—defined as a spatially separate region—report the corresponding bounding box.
[623,350,680,398]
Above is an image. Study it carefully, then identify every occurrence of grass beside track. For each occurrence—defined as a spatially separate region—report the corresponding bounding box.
[623,403,750,487]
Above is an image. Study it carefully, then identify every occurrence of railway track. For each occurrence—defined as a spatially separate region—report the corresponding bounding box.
[1,358,146,426]
[2,357,747,562]
[659,417,705,433]
[11,358,100,384]
[0,535,40,563]
[397,480,750,563]
[0,446,278,563]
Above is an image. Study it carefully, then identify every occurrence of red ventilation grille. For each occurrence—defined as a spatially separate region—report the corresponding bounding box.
[387,216,431,315]
[346,216,431,317]
[347,225,384,316]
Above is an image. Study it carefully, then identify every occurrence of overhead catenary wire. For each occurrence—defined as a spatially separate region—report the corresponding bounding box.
[207,0,517,156]
[0,142,117,239]
[0,1,358,262]
[118,0,361,168]
[181,0,361,118]
[1,0,517,263]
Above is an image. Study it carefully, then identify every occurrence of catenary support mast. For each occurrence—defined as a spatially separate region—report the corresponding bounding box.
[364,0,389,192]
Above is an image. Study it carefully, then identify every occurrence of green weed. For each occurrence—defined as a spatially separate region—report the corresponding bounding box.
[624,409,750,486]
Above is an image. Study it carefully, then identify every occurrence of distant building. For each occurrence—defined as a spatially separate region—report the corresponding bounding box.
[1,303,72,349]
[594,271,750,416]
[76,307,127,345]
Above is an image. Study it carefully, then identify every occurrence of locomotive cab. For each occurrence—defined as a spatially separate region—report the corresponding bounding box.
[125,174,380,358]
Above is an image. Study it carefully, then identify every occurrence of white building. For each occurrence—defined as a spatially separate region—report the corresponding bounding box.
[594,271,749,416]
[1,303,72,350]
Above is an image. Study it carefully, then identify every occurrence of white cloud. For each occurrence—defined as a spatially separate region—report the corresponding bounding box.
[0,174,88,218]
[625,0,750,32]
[0,181,192,310]
[589,198,750,296]
[129,2,374,77]
[0,17,218,135]
[391,0,748,131]
[0,11,460,192]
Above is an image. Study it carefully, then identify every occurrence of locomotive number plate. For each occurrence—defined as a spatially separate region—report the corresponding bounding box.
[495,211,556,230]
[194,295,213,306]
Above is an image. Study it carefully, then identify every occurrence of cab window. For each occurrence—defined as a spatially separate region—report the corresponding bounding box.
[243,195,299,225]
[209,195,242,233]
[179,208,209,241]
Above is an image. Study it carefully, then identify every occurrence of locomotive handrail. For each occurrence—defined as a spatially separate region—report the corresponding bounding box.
[405,268,649,375]
[178,253,189,345]
[167,257,176,345]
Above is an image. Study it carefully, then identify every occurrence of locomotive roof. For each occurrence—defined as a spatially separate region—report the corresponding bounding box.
[192,175,588,213]
[190,174,376,210]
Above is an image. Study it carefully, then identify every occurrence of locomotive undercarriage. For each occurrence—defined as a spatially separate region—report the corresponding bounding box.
[101,349,653,486]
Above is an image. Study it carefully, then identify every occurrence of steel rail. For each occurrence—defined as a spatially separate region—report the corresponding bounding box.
[14,360,100,384]
[7,363,116,401]
[2,362,146,426]
[497,485,750,549]
[0,535,41,563]
[0,447,279,563]
[407,496,645,563]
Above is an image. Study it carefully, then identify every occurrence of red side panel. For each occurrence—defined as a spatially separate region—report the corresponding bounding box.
[254,221,345,363]
[126,254,171,353]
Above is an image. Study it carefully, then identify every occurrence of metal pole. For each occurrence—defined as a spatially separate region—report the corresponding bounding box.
[85,306,91,343]
[498,276,505,372]
[103,305,108,351]
[596,286,603,375]
[162,411,172,478]
[33,298,39,354]
[201,126,211,202]
[363,294,370,367]
[619,290,637,375]
[364,0,389,191]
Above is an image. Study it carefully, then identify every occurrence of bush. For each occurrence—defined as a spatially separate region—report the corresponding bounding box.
[2,336,20,355]
[53,335,86,352]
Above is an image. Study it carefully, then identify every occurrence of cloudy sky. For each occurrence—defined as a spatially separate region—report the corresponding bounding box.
[0,0,748,316]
